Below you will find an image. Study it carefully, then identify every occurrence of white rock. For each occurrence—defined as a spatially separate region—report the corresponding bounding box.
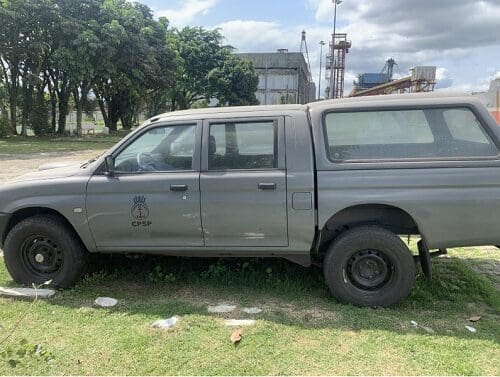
[242,307,263,314]
[94,297,118,307]
[410,320,418,327]
[465,325,477,333]
[0,287,55,299]
[422,326,435,334]
[224,319,255,327]
[207,304,236,313]
[152,316,178,329]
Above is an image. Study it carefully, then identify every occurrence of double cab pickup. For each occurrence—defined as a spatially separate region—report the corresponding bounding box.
[1,93,499,306]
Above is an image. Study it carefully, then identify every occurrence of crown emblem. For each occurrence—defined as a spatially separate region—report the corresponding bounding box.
[133,195,146,204]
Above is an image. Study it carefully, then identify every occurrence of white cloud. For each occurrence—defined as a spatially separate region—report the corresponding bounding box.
[215,20,334,97]
[209,1,499,96]
[156,0,218,27]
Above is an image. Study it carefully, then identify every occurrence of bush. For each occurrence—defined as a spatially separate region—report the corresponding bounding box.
[0,113,9,138]
[30,95,52,136]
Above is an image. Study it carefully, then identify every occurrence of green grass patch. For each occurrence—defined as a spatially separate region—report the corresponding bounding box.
[0,133,127,155]
[0,246,499,375]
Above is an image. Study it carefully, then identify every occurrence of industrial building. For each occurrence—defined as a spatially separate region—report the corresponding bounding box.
[237,51,316,105]
[474,78,500,124]
[348,58,437,97]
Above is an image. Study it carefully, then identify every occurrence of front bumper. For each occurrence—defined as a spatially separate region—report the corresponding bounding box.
[0,213,12,249]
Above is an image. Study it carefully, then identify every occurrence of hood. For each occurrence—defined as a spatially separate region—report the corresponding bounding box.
[38,161,83,171]
[10,163,83,183]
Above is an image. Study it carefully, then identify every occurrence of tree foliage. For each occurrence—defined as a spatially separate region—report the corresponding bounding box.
[0,0,259,137]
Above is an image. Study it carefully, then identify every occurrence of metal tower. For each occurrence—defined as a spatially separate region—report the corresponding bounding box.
[300,30,313,82]
[326,33,351,99]
[381,58,397,79]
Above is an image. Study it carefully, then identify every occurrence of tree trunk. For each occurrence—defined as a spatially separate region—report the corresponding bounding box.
[8,83,18,135]
[73,89,82,137]
[0,97,13,136]
[6,65,19,135]
[97,98,109,129]
[47,80,57,133]
[108,99,120,132]
[57,93,69,134]
[21,83,33,136]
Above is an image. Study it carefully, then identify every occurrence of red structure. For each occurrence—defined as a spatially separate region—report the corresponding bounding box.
[326,33,351,99]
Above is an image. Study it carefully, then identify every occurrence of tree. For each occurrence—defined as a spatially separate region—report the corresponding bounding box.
[0,0,55,135]
[93,0,177,131]
[166,27,259,111]
[51,0,101,136]
[167,27,231,110]
[208,55,259,106]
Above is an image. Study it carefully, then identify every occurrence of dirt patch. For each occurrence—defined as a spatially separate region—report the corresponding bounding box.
[0,150,105,185]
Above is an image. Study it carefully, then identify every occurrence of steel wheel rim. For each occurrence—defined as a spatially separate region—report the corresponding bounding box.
[346,249,393,290]
[21,235,63,276]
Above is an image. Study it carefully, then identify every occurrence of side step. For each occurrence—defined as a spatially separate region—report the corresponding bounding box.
[416,240,447,280]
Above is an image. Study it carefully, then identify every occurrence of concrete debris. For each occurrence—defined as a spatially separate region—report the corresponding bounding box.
[151,316,178,330]
[465,325,477,333]
[224,319,255,327]
[468,315,481,322]
[0,287,55,299]
[242,307,263,314]
[94,297,118,307]
[207,304,236,313]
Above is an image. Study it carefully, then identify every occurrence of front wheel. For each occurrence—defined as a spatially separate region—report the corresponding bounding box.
[323,225,415,307]
[4,215,88,288]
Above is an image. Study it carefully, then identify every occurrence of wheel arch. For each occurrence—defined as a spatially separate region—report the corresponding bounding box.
[3,207,88,251]
[319,203,426,249]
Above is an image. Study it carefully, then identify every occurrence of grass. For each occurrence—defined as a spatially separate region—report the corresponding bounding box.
[0,245,499,375]
[0,133,127,155]
[0,141,499,374]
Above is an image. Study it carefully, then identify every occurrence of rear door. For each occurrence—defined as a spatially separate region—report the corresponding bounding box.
[200,117,288,247]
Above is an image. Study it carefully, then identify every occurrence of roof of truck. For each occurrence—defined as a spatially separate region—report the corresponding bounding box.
[146,92,475,124]
[149,104,306,121]
[308,91,472,108]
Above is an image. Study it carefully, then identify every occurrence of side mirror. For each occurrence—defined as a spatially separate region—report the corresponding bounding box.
[104,155,115,176]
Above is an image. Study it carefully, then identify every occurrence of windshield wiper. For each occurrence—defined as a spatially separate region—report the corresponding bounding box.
[81,154,102,169]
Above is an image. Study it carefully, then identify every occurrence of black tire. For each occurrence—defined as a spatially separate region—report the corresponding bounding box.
[323,225,415,307]
[3,215,88,288]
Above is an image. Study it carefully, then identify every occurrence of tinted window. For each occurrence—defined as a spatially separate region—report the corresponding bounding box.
[115,124,196,172]
[209,121,277,170]
[444,108,492,144]
[324,108,497,161]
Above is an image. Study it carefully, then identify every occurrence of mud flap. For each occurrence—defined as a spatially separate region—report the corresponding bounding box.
[418,240,432,280]
[417,240,448,280]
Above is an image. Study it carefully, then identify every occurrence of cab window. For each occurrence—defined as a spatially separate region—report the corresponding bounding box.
[114,124,196,172]
[208,121,278,170]
[324,107,498,161]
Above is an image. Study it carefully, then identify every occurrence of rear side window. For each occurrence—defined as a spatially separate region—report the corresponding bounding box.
[324,107,498,161]
[209,121,278,170]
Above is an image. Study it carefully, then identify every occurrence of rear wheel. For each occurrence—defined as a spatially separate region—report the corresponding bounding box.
[323,225,415,307]
[4,215,88,288]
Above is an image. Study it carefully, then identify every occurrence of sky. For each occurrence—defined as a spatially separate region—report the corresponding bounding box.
[139,0,500,97]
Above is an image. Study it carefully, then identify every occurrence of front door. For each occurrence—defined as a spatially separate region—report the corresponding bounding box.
[200,117,288,247]
[86,122,203,250]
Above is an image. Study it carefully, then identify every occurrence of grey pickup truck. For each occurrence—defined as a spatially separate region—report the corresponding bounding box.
[1,93,499,307]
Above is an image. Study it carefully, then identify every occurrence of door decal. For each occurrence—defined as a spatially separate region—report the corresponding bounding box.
[131,195,152,227]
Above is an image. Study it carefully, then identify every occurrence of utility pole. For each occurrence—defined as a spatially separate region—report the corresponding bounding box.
[318,41,325,100]
[329,0,342,99]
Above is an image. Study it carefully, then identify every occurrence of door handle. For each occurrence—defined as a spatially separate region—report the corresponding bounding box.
[258,183,276,190]
[170,184,188,192]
